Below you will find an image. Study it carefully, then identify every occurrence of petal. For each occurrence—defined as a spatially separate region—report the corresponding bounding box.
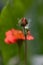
[7,36,16,43]
[27,35,34,40]
[17,30,25,40]
[11,29,17,32]
[5,30,12,36]
[4,38,10,44]
[4,35,17,44]
[27,31,34,40]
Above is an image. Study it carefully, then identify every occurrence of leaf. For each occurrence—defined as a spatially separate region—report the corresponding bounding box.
[0,0,38,65]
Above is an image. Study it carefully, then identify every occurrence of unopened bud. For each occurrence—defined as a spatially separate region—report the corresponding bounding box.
[18,18,28,27]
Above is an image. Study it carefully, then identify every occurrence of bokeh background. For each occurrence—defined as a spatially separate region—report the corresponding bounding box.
[0,0,43,65]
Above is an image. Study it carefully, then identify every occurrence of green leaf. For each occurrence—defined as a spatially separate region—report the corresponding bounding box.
[0,0,34,65]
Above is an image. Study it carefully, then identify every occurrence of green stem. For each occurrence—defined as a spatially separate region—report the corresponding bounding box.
[18,46,21,65]
[23,28,27,65]
[18,42,21,65]
[24,35,27,65]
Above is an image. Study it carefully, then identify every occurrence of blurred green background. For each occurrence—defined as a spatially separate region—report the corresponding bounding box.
[0,0,43,65]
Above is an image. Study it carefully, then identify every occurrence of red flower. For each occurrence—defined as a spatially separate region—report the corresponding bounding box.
[4,29,34,44]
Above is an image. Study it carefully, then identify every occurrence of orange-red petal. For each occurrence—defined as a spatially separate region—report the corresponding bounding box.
[26,31,34,40]
[26,35,34,40]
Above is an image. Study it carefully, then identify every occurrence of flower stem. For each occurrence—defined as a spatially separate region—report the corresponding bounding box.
[24,34,27,65]
[18,46,21,65]
[18,42,22,65]
[23,28,27,65]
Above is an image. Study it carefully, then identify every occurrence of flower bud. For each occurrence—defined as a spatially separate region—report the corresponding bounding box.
[18,18,28,27]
